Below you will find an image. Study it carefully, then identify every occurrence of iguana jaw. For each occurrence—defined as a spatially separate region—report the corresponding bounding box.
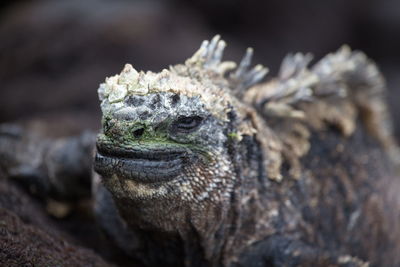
[94,142,189,183]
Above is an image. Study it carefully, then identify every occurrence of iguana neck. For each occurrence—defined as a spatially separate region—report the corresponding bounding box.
[109,134,271,266]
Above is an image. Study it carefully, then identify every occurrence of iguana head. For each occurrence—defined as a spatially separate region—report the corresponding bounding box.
[95,37,266,205]
[95,72,234,200]
[93,36,269,231]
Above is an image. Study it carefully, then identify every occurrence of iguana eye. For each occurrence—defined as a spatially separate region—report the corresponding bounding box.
[173,116,203,132]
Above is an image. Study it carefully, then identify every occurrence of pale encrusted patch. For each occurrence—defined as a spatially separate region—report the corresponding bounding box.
[338,255,369,267]
[98,65,233,123]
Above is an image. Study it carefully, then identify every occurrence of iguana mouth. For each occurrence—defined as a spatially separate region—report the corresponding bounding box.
[94,143,187,183]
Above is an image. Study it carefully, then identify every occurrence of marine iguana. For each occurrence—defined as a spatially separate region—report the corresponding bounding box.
[0,36,399,266]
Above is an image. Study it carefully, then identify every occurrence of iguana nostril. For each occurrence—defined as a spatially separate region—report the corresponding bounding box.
[133,128,145,138]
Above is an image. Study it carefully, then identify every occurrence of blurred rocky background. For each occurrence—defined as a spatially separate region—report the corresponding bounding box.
[0,1,399,265]
[0,0,399,138]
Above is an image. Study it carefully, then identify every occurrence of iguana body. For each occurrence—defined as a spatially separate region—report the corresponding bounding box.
[0,36,399,266]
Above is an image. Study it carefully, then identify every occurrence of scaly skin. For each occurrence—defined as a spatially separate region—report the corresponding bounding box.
[91,36,400,266]
[1,36,399,266]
